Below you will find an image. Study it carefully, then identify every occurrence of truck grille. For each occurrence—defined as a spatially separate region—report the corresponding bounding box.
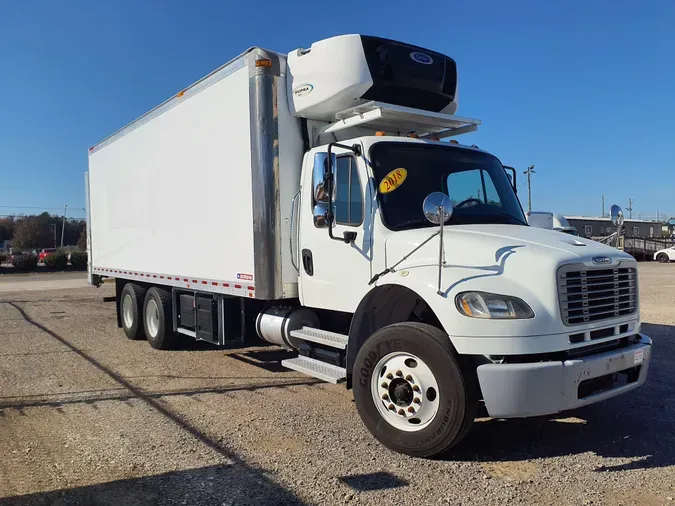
[558,265,637,325]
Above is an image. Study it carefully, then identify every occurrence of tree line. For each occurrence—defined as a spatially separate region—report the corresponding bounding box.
[0,213,86,250]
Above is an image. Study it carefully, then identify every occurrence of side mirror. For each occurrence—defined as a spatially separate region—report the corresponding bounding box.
[423,192,454,224]
[610,204,624,228]
[313,152,336,203]
[504,166,517,193]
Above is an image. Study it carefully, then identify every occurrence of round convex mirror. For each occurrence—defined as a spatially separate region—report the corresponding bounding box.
[423,192,454,224]
[610,204,624,228]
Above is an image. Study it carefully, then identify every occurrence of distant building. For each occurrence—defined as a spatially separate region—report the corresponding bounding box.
[565,216,662,239]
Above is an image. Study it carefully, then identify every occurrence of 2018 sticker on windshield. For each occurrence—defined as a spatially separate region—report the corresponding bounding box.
[379,168,407,194]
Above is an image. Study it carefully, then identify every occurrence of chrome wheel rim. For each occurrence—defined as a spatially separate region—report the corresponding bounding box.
[370,352,440,432]
[146,299,160,338]
[122,294,134,329]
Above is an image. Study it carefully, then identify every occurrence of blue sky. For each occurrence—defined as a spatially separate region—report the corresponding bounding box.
[1,0,673,220]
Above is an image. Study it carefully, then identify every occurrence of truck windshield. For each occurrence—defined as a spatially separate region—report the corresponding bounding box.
[370,142,527,230]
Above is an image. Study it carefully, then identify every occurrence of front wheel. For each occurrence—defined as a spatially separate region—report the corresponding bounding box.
[657,253,669,263]
[353,322,477,458]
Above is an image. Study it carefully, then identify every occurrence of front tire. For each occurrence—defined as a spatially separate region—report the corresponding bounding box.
[143,287,178,350]
[120,283,146,340]
[353,322,477,458]
[657,253,669,263]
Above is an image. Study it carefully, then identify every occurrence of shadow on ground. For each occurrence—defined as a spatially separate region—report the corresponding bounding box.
[0,464,304,505]
[338,472,408,491]
[450,322,675,471]
[0,301,306,506]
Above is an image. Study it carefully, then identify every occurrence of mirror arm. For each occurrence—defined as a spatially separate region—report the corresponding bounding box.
[437,205,445,296]
[325,142,362,244]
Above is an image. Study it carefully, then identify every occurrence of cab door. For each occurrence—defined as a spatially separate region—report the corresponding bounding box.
[298,146,374,313]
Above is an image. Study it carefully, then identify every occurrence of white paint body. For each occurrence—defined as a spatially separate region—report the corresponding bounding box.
[89,65,254,283]
[88,52,304,299]
[87,35,650,423]
[88,35,643,369]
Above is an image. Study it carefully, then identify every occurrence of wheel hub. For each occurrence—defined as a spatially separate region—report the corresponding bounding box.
[389,379,414,406]
[371,352,440,432]
[146,299,160,338]
[122,294,134,329]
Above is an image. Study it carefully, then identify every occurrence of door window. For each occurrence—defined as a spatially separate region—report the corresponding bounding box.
[334,156,363,226]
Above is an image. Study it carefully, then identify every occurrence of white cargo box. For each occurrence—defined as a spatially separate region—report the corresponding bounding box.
[87,48,303,300]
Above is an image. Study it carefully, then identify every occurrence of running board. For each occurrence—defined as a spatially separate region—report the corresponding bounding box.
[290,327,348,350]
[281,356,347,384]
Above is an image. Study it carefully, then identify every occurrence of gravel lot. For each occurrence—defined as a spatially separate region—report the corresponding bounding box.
[0,264,673,505]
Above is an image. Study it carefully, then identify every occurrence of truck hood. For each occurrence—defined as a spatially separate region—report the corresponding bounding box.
[382,224,637,340]
[385,224,632,270]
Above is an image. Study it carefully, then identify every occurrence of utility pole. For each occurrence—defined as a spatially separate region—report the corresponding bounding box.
[602,195,605,218]
[627,198,633,219]
[60,205,67,248]
[523,165,535,213]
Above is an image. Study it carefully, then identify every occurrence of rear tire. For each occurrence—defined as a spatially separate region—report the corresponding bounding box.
[353,322,477,458]
[120,283,146,340]
[657,253,669,263]
[143,287,178,350]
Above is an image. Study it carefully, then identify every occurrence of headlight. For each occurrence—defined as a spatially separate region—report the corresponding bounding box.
[456,291,534,319]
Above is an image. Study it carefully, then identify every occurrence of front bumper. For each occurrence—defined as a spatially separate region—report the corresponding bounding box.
[477,334,652,418]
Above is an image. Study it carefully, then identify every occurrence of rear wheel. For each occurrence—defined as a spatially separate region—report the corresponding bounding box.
[658,253,669,263]
[353,322,477,458]
[120,283,146,340]
[143,287,178,350]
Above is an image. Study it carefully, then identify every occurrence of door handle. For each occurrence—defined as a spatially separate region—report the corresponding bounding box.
[301,249,314,276]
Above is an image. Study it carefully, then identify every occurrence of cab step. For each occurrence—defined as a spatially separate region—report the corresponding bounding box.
[281,356,347,384]
[290,327,348,350]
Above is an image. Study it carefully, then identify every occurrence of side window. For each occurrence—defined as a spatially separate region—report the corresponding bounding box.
[584,225,592,236]
[632,226,639,236]
[334,156,363,226]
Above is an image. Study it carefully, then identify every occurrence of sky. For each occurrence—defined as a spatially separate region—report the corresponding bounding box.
[1,0,674,221]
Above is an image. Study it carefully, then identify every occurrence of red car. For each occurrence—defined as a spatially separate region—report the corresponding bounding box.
[38,248,56,262]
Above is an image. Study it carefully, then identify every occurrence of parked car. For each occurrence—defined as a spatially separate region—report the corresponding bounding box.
[39,248,57,262]
[654,246,675,263]
[9,251,34,263]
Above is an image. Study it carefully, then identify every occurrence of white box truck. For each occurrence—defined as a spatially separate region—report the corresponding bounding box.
[87,34,651,458]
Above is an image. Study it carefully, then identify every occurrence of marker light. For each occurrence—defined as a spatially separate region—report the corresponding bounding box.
[255,59,273,67]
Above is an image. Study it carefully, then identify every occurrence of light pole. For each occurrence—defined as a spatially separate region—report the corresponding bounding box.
[60,205,67,248]
[523,165,535,213]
